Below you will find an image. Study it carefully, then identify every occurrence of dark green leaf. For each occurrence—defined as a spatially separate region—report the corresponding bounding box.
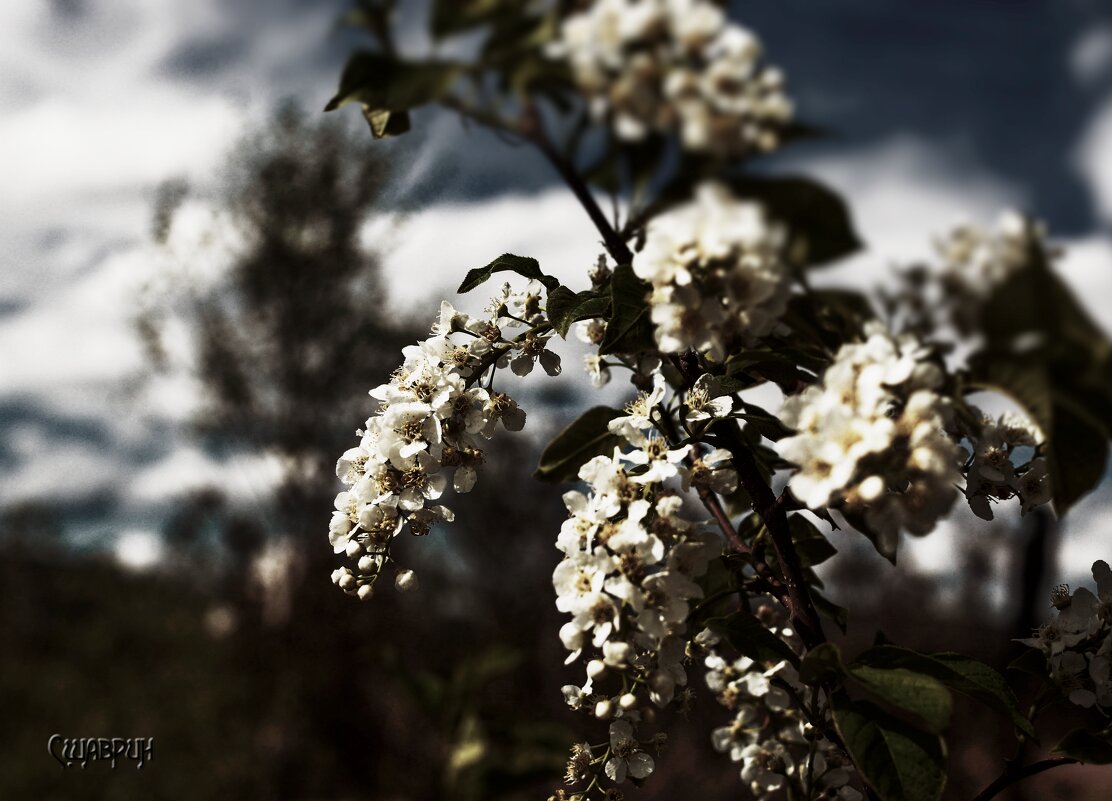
[457,253,559,294]
[707,608,800,667]
[728,176,863,267]
[788,514,837,567]
[799,642,845,685]
[546,286,609,338]
[845,664,952,734]
[739,402,794,442]
[969,241,1112,515]
[533,407,622,483]
[1053,729,1112,764]
[598,262,654,355]
[812,589,849,633]
[430,0,511,39]
[833,695,947,801]
[325,51,461,115]
[856,646,1033,738]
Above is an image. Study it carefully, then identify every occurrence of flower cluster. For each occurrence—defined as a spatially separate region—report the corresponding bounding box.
[329,286,559,599]
[553,374,732,794]
[935,210,1045,335]
[698,605,861,800]
[775,323,961,554]
[548,0,793,154]
[1019,560,1112,713]
[962,410,1051,520]
[632,182,790,359]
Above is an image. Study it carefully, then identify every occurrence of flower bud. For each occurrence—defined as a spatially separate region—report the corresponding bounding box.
[357,555,377,573]
[345,539,363,558]
[619,693,638,710]
[357,583,374,601]
[594,699,613,719]
[338,573,357,591]
[587,659,607,680]
[395,569,418,592]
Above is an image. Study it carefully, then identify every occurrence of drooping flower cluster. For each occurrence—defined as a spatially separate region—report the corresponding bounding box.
[697,604,861,801]
[962,409,1051,520]
[553,374,732,793]
[775,323,961,554]
[1019,560,1112,713]
[548,0,793,154]
[329,286,559,599]
[633,182,790,359]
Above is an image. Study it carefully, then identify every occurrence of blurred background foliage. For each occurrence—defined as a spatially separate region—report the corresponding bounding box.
[2,104,1111,801]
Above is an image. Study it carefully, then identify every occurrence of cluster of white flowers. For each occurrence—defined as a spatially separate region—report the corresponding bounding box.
[632,182,790,359]
[697,605,861,801]
[775,323,961,554]
[553,374,736,793]
[962,410,1051,520]
[1019,560,1112,713]
[329,285,559,599]
[934,210,1045,334]
[548,0,793,154]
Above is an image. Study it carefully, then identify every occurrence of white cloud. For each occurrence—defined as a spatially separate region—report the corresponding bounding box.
[1076,92,1112,226]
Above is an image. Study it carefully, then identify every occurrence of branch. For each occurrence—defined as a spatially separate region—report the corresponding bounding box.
[969,757,1079,801]
[520,107,634,265]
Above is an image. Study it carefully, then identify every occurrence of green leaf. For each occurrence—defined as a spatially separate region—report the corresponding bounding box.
[1053,729,1112,764]
[833,695,947,801]
[325,51,461,116]
[969,241,1112,515]
[799,642,845,685]
[598,262,654,355]
[841,506,897,564]
[856,646,1034,738]
[707,609,800,668]
[430,0,511,39]
[845,664,952,734]
[788,514,837,567]
[533,407,622,483]
[739,402,794,442]
[969,356,1109,517]
[457,253,559,294]
[812,589,849,634]
[728,176,863,267]
[545,286,609,338]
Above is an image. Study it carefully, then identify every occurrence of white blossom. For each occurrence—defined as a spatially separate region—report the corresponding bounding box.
[633,182,790,359]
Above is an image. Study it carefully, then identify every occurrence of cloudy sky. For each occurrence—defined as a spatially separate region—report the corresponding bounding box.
[1,0,1110,580]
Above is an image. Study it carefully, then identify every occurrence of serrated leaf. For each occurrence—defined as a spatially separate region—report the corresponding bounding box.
[598,262,654,355]
[856,646,1034,738]
[707,609,800,668]
[546,286,609,338]
[833,695,947,801]
[845,664,952,734]
[1053,729,1112,764]
[457,253,559,294]
[534,407,622,483]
